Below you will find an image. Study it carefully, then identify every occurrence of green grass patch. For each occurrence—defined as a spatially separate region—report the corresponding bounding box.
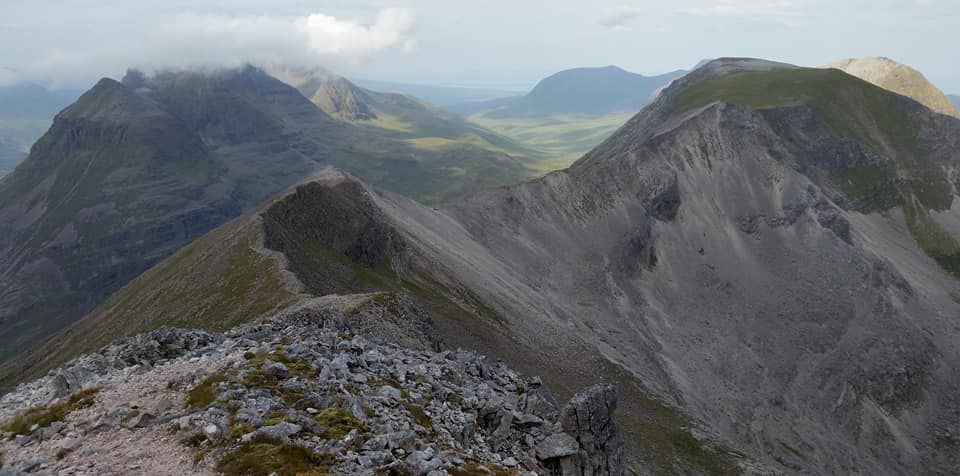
[450,461,517,476]
[904,197,960,278]
[600,360,742,475]
[186,374,230,409]
[313,408,365,440]
[216,434,335,476]
[229,423,255,439]
[403,403,433,432]
[2,387,99,435]
[672,68,956,213]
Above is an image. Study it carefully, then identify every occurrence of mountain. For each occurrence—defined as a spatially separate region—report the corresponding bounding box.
[454,66,688,169]
[17,57,960,474]
[0,65,535,368]
[453,65,686,118]
[950,94,960,109]
[828,57,960,118]
[0,82,82,174]
[268,66,544,163]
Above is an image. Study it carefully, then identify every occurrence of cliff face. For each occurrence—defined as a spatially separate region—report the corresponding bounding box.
[0,297,624,475]
[13,58,960,474]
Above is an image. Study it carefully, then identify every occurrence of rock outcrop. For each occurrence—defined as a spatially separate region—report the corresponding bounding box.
[0,297,624,475]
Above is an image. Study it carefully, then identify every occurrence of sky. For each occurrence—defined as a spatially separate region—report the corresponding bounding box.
[1,0,958,93]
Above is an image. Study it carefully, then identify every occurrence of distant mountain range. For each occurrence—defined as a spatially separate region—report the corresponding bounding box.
[951,94,960,109]
[349,78,519,107]
[12,57,960,473]
[449,65,686,117]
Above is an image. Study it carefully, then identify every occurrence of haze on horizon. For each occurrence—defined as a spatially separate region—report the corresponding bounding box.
[1,0,958,93]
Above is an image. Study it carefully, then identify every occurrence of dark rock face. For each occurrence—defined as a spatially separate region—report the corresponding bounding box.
[542,384,624,476]
[262,180,408,296]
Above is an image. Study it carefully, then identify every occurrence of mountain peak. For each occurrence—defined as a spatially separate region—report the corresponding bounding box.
[58,77,164,122]
[827,56,960,117]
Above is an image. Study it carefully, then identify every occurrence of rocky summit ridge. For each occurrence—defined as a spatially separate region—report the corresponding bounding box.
[0,296,624,475]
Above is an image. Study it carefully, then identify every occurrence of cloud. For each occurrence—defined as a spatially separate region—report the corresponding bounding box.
[599,6,646,29]
[19,8,416,88]
[681,0,804,20]
[0,68,22,88]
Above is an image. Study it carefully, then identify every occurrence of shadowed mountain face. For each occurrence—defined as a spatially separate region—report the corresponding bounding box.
[0,65,534,365]
[17,58,960,474]
[454,65,686,118]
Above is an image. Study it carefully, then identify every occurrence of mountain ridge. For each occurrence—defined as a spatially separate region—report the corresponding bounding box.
[7,57,960,474]
[0,65,535,368]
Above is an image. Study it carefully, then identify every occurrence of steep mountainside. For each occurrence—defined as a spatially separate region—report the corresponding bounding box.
[828,57,960,118]
[21,58,960,474]
[458,66,685,118]
[0,66,534,368]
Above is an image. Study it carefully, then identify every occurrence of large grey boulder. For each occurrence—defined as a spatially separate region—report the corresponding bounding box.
[539,383,624,476]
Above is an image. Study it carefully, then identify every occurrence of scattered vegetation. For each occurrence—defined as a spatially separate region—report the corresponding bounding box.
[314,408,365,440]
[240,350,318,405]
[186,373,231,409]
[903,197,960,278]
[450,461,518,476]
[403,403,433,432]
[1,387,99,435]
[229,423,255,439]
[599,360,742,475]
[216,434,335,476]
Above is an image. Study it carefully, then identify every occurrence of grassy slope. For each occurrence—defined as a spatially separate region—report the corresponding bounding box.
[0,213,297,387]
[673,68,960,277]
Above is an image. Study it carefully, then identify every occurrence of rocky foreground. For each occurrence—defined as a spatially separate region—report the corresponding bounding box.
[0,295,623,475]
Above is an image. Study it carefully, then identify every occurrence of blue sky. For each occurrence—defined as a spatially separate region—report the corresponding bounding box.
[1,0,958,92]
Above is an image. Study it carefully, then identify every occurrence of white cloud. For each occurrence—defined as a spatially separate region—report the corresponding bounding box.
[19,8,416,87]
[681,0,804,19]
[599,6,646,29]
[299,8,417,56]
